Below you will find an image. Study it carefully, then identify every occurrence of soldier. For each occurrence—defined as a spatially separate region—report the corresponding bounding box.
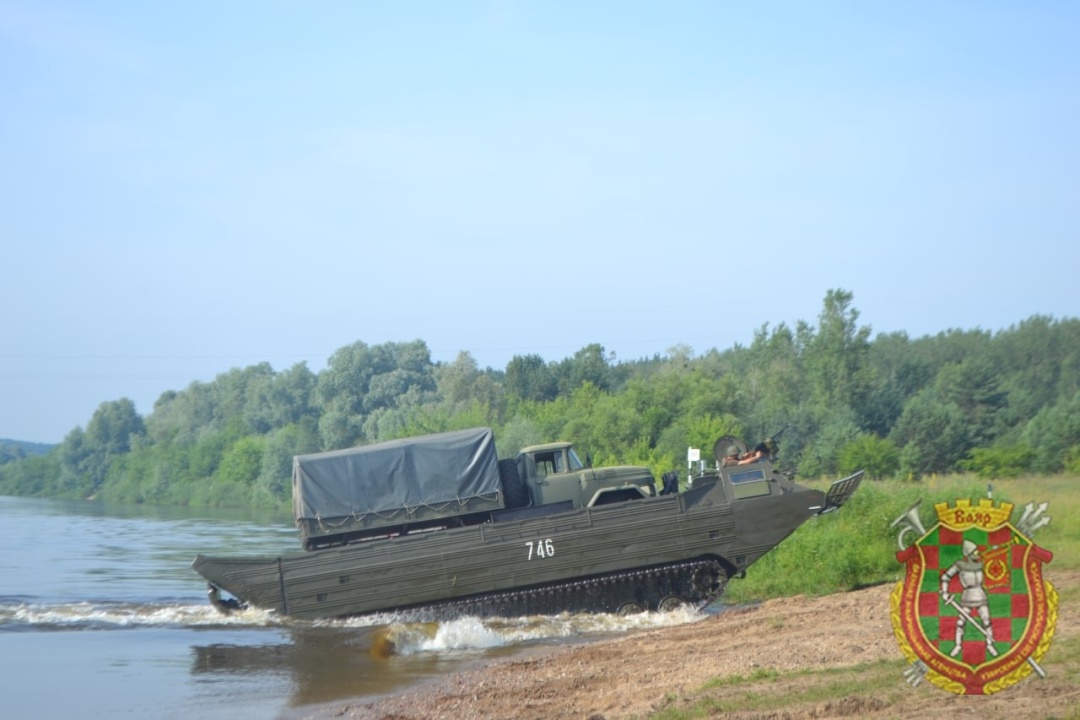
[940,539,997,657]
[737,438,776,465]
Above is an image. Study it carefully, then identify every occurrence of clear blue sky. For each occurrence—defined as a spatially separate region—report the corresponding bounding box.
[2,1,1078,443]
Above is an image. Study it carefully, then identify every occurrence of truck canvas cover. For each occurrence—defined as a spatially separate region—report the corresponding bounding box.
[292,427,503,544]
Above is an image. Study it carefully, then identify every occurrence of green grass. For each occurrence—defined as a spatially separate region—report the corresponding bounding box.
[721,473,1079,605]
[698,667,780,690]
[648,658,907,719]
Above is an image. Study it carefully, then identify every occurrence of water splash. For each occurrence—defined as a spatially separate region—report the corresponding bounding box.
[1,593,710,651]
[372,605,708,656]
[0,600,281,631]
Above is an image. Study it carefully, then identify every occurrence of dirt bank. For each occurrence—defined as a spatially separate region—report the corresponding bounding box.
[310,570,1078,720]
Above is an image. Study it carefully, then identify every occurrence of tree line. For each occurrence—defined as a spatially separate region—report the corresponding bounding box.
[2,290,1078,508]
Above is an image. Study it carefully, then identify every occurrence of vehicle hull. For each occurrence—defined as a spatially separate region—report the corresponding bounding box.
[192,471,845,619]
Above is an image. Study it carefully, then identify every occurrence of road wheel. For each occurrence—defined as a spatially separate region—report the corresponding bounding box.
[657,595,686,612]
[616,601,645,616]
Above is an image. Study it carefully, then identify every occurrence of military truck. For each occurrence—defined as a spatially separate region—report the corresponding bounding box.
[193,426,862,619]
[514,440,655,507]
[292,428,656,550]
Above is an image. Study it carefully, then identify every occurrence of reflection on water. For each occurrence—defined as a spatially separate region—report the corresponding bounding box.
[192,626,428,707]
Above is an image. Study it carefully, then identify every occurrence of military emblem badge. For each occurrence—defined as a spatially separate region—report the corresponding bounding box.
[890,497,1057,694]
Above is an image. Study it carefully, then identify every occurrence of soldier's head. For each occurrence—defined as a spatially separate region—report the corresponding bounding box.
[961,540,980,560]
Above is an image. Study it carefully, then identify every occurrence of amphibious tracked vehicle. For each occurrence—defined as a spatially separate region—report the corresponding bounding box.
[192,427,862,619]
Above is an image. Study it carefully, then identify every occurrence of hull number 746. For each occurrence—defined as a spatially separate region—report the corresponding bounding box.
[526,539,555,560]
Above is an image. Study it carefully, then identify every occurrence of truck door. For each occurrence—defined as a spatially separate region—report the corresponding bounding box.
[527,448,592,507]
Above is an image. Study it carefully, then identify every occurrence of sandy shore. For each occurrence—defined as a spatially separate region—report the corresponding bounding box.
[306,569,1078,720]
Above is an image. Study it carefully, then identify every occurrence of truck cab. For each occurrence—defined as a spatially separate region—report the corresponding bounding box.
[515,442,656,508]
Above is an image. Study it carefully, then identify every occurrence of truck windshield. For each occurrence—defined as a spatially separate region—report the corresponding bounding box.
[567,448,585,471]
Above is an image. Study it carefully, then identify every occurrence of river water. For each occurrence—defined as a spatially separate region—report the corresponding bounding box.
[0,496,709,719]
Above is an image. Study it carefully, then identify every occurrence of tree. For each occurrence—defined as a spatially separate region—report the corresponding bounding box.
[800,289,872,413]
[992,316,1080,421]
[934,357,1007,447]
[890,389,970,476]
[146,382,217,445]
[214,363,275,427]
[504,354,556,403]
[796,410,861,478]
[435,352,503,416]
[317,409,364,451]
[245,362,318,433]
[254,421,320,505]
[215,435,265,489]
[84,398,145,455]
[860,331,933,436]
[315,340,437,448]
[741,323,803,419]
[1019,389,1080,473]
[553,344,615,395]
[838,434,900,480]
[497,416,544,458]
[76,398,146,495]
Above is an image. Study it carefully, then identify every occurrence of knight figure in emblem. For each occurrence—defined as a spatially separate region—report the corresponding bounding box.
[940,539,997,658]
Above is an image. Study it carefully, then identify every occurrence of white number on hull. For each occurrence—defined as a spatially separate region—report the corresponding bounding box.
[526,539,555,560]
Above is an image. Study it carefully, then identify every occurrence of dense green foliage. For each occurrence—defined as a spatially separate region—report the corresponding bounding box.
[2,290,1079,507]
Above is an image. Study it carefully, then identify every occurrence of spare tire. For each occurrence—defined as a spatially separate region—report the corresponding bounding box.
[498,459,530,509]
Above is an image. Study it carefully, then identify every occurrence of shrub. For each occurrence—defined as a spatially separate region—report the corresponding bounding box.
[958,444,1036,480]
[838,434,899,480]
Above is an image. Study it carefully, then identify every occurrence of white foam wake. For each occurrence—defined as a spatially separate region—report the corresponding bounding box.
[376,605,706,655]
[0,600,281,630]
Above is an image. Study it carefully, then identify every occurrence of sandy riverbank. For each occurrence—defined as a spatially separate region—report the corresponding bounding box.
[307,569,1078,720]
